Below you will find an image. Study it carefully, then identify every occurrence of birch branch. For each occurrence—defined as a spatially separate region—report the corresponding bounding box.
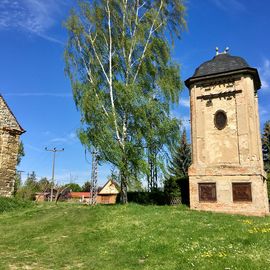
[152,22,163,33]
[88,33,110,85]
[128,0,144,66]
[75,36,94,83]
[132,0,164,85]
[107,0,123,148]
[122,0,128,60]
[102,32,109,49]
[75,37,109,117]
[122,112,127,145]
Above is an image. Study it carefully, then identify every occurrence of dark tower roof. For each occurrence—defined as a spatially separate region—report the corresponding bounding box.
[185,52,261,90]
[193,54,249,77]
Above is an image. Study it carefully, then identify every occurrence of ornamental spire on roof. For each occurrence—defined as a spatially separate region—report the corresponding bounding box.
[215,47,230,56]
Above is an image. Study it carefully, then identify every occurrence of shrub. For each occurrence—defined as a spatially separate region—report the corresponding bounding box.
[164,177,189,205]
[0,197,33,213]
[122,191,167,205]
[16,186,37,200]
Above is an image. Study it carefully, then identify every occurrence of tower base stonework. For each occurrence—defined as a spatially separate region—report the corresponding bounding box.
[189,166,269,216]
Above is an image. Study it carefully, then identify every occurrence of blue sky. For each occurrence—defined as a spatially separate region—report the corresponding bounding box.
[0,0,270,186]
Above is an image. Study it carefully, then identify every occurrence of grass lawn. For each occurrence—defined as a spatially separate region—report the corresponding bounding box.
[0,203,269,270]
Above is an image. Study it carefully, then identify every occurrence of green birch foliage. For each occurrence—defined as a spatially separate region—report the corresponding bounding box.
[64,0,186,198]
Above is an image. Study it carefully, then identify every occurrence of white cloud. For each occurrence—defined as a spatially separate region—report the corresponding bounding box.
[0,0,68,44]
[260,108,268,116]
[261,80,269,89]
[179,98,190,108]
[258,59,270,90]
[50,132,78,145]
[210,0,246,12]
[25,143,43,153]
[43,130,52,136]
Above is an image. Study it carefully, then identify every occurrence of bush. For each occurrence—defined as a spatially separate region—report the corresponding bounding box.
[164,177,189,205]
[0,197,33,213]
[116,178,190,206]
[122,191,167,205]
[15,186,37,200]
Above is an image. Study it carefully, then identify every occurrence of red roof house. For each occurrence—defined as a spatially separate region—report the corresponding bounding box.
[68,180,119,204]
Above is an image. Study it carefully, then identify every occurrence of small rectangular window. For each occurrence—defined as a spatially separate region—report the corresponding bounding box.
[199,183,217,202]
[232,183,252,202]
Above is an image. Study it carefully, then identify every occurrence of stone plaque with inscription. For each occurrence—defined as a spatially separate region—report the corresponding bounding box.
[199,183,216,202]
[232,183,252,202]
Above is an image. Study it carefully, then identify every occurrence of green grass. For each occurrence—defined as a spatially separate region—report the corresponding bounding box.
[0,197,33,213]
[0,203,269,269]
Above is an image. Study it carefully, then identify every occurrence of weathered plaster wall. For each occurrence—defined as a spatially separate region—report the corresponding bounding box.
[188,75,269,216]
[191,76,264,168]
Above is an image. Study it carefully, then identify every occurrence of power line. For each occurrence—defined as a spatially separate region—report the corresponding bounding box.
[45,147,64,202]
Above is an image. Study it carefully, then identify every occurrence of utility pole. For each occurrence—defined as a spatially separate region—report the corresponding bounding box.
[16,170,24,179]
[45,147,64,202]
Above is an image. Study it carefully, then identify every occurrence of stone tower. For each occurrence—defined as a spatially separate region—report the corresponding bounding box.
[0,95,25,197]
[185,50,269,216]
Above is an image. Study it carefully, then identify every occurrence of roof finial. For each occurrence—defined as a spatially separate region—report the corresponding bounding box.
[216,46,230,56]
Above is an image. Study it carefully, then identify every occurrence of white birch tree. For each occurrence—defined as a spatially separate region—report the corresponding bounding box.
[64,0,186,203]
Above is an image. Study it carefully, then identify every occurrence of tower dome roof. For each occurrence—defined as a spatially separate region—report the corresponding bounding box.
[185,52,261,90]
[193,53,249,77]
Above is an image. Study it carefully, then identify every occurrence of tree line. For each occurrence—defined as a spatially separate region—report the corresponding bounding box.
[14,171,93,201]
[15,119,270,203]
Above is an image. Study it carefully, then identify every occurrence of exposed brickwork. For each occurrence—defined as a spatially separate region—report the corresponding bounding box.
[0,96,24,197]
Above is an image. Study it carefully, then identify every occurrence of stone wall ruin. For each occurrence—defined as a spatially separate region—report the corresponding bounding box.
[0,95,24,197]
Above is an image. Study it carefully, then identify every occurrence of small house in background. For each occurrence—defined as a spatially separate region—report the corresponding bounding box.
[68,180,119,204]
[68,192,91,203]
[35,188,70,202]
[35,192,50,202]
[97,179,119,204]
